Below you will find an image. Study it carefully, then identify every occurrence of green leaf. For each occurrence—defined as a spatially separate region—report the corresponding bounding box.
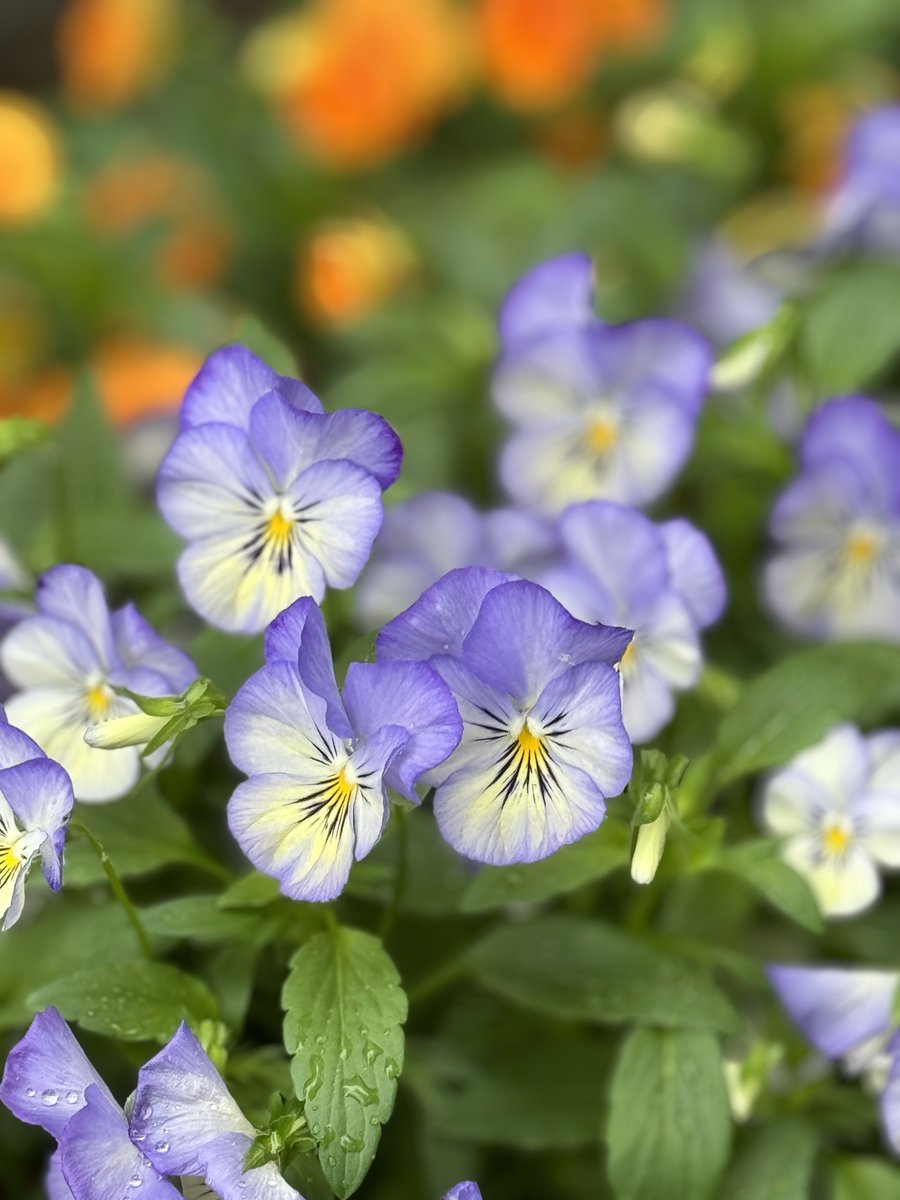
[0,416,48,464]
[714,643,900,783]
[460,822,630,913]
[28,959,218,1042]
[832,1156,900,1200]
[717,1120,818,1199]
[715,842,824,934]
[467,916,741,1033]
[140,895,264,942]
[65,788,217,885]
[800,262,900,393]
[282,926,407,1198]
[57,372,131,513]
[607,1028,732,1200]
[218,872,283,909]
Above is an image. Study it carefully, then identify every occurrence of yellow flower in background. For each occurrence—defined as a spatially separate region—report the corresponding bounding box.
[297,216,417,327]
[0,93,61,226]
[57,0,180,111]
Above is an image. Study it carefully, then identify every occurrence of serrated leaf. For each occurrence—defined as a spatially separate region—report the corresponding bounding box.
[607,1028,732,1200]
[28,959,218,1042]
[461,822,630,913]
[717,1120,817,1199]
[715,842,824,934]
[714,643,900,783]
[467,916,740,1033]
[282,927,407,1198]
[832,1156,900,1199]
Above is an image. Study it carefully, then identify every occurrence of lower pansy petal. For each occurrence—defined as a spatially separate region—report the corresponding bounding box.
[203,1131,301,1200]
[47,1150,75,1200]
[783,835,880,917]
[60,1085,181,1200]
[767,964,899,1059]
[0,758,74,890]
[760,766,832,837]
[611,396,697,507]
[620,649,677,744]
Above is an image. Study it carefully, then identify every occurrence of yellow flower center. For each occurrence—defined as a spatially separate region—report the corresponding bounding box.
[822,822,852,857]
[265,508,295,548]
[330,768,355,806]
[620,640,637,668]
[843,529,880,566]
[585,417,618,456]
[85,683,111,720]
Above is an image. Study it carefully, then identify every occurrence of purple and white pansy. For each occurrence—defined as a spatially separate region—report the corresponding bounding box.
[764,396,900,641]
[225,596,461,901]
[821,105,900,257]
[0,1008,300,1200]
[0,565,196,803]
[157,344,402,633]
[377,570,633,865]
[492,254,712,515]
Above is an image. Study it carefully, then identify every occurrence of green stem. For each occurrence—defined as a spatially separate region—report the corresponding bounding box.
[407,952,469,1005]
[71,821,152,958]
[378,805,409,941]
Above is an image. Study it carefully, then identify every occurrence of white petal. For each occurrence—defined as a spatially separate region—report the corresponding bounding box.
[782,835,881,918]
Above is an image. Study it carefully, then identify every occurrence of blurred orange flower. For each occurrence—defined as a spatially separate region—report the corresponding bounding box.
[298,216,416,327]
[249,0,471,169]
[57,0,180,111]
[779,85,852,194]
[0,94,61,226]
[592,0,667,51]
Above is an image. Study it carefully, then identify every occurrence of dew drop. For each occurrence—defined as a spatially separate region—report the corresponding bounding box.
[41,1089,59,1106]
[127,1172,143,1188]
[66,1090,79,1105]
[24,1087,36,1098]
[155,1140,169,1154]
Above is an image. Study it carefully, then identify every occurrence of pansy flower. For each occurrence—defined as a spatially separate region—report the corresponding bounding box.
[0,565,196,803]
[132,1023,299,1200]
[492,254,711,515]
[0,706,73,930]
[764,396,900,640]
[822,106,900,256]
[377,570,633,864]
[225,596,461,900]
[768,964,900,1153]
[443,1186,483,1200]
[540,501,726,742]
[157,343,402,633]
[759,724,900,918]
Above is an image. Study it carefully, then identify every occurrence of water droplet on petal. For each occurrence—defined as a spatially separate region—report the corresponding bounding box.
[154,1140,169,1154]
[24,1087,36,1098]
[66,1090,79,1105]
[41,1089,58,1106]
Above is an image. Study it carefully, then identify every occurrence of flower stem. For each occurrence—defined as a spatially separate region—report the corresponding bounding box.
[71,820,153,958]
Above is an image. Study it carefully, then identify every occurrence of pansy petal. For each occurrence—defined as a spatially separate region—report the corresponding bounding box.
[313,409,402,489]
[287,459,385,589]
[801,395,900,487]
[783,835,881,917]
[203,1131,301,1200]
[263,598,351,737]
[376,567,516,663]
[620,651,677,744]
[592,320,711,414]
[493,327,599,424]
[111,604,197,694]
[0,1007,114,1138]
[602,393,698,507]
[658,519,727,628]
[788,725,871,807]
[760,764,832,837]
[248,394,322,490]
[443,1184,483,1200]
[132,1023,251,1178]
[0,705,45,768]
[1,616,101,689]
[157,423,271,541]
[634,593,702,690]
[47,1151,75,1200]
[881,1040,900,1156]
[854,790,900,868]
[225,661,338,778]
[34,566,116,667]
[181,344,322,430]
[342,660,463,800]
[60,1085,181,1200]
[767,964,899,1059]
[0,758,74,890]
[498,252,595,348]
[558,502,669,617]
[460,580,632,706]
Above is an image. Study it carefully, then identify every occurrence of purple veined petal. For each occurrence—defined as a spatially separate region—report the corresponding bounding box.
[459,579,632,707]
[0,704,45,768]
[201,1131,302,1200]
[225,661,341,778]
[286,459,385,590]
[557,501,669,619]
[492,327,599,426]
[1,615,103,690]
[880,1035,900,1156]
[47,1150,75,1200]
[156,422,272,542]
[0,791,39,930]
[376,567,517,664]
[630,592,702,691]
[0,1007,115,1138]
[482,505,560,576]
[180,343,323,430]
[33,566,117,671]
[761,547,837,640]
[767,964,899,1059]
[0,758,74,892]
[589,319,712,417]
[342,660,463,800]
[264,598,351,736]
[60,1084,182,1200]
[343,724,408,856]
[658,518,727,628]
[228,765,389,902]
[497,425,598,515]
[537,561,618,627]
[442,1184,483,1200]
[132,1023,254,1179]
[498,252,596,349]
[111,604,197,694]
[800,396,900,490]
[311,408,402,490]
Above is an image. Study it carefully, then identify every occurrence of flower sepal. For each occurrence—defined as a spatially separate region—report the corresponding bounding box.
[243,1093,316,1172]
[86,676,227,756]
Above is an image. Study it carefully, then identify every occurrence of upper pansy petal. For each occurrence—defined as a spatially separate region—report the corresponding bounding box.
[287,459,385,590]
[157,422,272,541]
[493,327,598,424]
[0,758,74,890]
[443,1184,484,1200]
[787,725,871,808]
[34,566,116,668]
[60,1085,181,1200]
[111,604,197,694]
[483,505,560,575]
[225,660,338,778]
[342,660,463,800]
[313,409,402,490]
[557,502,669,618]
[498,252,596,349]
[1,616,102,689]
[767,964,899,1059]
[264,598,351,737]
[0,1007,114,1138]
[376,567,516,664]
[658,519,727,628]
[249,394,322,490]
[132,1023,252,1179]
[0,704,45,768]
[180,344,321,430]
[459,579,632,706]
[800,395,900,490]
[591,319,712,413]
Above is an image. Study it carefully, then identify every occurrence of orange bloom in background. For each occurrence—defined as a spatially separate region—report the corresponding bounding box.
[57,0,180,111]
[779,84,853,194]
[247,0,472,170]
[298,216,417,327]
[0,94,61,226]
[591,0,667,52]
[479,0,598,111]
